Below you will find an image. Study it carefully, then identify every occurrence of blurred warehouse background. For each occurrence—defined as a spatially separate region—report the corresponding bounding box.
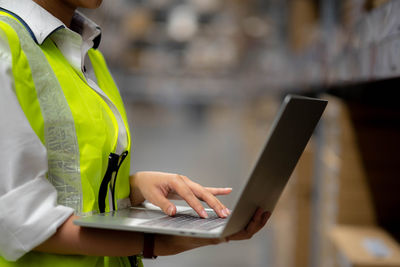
[82,0,400,266]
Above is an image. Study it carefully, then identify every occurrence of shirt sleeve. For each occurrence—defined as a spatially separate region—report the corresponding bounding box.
[0,31,74,261]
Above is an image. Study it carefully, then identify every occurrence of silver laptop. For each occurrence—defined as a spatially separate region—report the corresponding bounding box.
[74,95,327,238]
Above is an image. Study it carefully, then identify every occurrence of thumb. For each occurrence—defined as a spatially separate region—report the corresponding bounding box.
[150,193,177,216]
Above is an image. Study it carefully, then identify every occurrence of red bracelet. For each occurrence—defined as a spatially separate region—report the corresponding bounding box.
[143,233,157,259]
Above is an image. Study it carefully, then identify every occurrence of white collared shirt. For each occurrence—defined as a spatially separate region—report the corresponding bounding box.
[0,0,125,261]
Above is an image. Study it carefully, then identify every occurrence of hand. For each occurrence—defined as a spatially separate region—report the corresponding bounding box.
[129,171,232,218]
[154,207,271,256]
[225,208,271,242]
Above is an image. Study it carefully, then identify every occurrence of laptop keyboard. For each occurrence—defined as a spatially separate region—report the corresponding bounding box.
[138,211,227,231]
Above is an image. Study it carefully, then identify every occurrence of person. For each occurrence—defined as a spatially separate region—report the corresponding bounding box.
[0,0,271,266]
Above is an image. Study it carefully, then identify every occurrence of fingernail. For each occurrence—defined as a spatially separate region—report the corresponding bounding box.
[225,208,231,215]
[201,210,208,219]
[220,209,228,218]
[167,206,174,216]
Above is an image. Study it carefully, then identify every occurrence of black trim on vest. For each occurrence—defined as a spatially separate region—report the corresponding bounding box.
[98,151,128,213]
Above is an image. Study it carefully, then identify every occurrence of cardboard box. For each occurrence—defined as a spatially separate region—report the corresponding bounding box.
[321,96,377,226]
[288,0,317,52]
[309,96,378,267]
[365,0,391,10]
[329,225,400,267]
[293,142,315,267]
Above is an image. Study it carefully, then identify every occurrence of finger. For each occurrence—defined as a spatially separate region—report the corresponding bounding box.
[179,177,230,218]
[245,209,271,236]
[167,188,232,201]
[244,208,264,236]
[179,176,232,197]
[262,212,272,225]
[178,176,232,197]
[205,187,232,196]
[170,175,209,218]
[227,208,269,241]
[166,192,184,200]
[189,183,230,218]
[147,188,177,216]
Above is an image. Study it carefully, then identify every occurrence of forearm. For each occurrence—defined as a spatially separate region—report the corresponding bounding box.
[33,215,221,257]
[34,214,223,258]
[34,215,144,257]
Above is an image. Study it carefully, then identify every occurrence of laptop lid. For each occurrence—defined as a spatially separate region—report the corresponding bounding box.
[221,95,327,236]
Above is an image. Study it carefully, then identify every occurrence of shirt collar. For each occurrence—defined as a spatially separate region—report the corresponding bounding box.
[0,0,101,48]
[71,11,102,49]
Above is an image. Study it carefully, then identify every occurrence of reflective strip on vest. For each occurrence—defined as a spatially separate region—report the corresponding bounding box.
[0,16,83,213]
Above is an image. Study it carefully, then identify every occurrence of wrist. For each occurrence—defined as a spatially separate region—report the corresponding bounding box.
[129,174,145,205]
[143,233,157,259]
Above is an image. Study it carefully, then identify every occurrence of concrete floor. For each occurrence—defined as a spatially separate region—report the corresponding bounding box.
[125,102,275,267]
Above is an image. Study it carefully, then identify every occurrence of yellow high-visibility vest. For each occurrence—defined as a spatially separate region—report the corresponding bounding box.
[0,11,142,267]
